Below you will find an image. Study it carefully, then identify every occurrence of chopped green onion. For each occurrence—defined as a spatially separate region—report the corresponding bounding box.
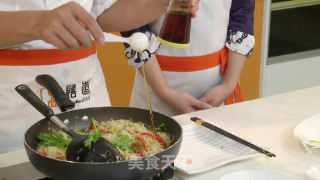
[309,140,320,144]
[155,123,167,132]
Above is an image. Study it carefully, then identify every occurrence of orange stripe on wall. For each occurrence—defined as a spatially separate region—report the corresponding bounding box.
[239,0,263,100]
[97,32,135,106]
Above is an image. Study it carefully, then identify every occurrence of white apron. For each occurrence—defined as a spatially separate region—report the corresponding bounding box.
[0,0,116,154]
[0,54,110,154]
[130,0,233,116]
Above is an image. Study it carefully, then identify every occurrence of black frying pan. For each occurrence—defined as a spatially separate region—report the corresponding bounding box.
[20,75,182,180]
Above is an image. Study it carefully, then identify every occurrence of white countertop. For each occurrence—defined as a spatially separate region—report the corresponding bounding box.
[172,86,320,180]
[1,86,320,180]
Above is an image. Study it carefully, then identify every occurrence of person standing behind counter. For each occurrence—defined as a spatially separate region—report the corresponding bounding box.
[122,0,255,116]
[0,0,199,154]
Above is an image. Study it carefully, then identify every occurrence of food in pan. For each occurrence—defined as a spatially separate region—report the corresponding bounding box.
[36,119,171,161]
[37,130,71,160]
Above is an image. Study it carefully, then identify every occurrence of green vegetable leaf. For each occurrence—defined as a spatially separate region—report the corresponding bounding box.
[75,129,89,136]
[83,118,102,149]
[155,123,167,132]
[37,131,72,149]
[102,124,111,130]
[309,140,320,144]
[112,134,131,150]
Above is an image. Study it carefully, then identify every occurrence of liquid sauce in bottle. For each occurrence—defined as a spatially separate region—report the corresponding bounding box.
[139,52,155,133]
[159,11,191,44]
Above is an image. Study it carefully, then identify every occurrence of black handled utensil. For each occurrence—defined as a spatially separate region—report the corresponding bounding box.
[36,74,75,112]
[16,84,124,162]
[191,117,276,158]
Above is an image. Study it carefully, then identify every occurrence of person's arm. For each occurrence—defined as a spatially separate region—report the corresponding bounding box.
[200,0,256,107]
[226,0,255,56]
[199,50,246,106]
[0,11,43,48]
[97,0,168,32]
[121,25,210,114]
[98,0,199,32]
[0,2,104,50]
[141,55,211,114]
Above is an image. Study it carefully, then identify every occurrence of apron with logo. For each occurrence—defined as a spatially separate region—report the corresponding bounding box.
[0,0,117,154]
[0,44,110,153]
[130,0,242,116]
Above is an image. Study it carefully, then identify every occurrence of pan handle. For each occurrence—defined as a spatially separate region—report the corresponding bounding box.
[36,74,75,112]
[15,84,75,135]
[15,84,54,118]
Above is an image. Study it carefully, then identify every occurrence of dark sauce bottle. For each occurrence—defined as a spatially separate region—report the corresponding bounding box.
[158,0,191,48]
[159,11,191,45]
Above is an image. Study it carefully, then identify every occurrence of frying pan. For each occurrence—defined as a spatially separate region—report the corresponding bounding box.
[21,75,182,180]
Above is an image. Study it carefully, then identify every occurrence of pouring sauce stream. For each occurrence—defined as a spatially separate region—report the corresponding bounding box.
[139,52,156,134]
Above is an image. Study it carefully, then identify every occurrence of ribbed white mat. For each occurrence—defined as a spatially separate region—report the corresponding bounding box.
[175,123,260,175]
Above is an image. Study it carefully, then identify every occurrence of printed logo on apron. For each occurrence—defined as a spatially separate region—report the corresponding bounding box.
[39,79,92,107]
[40,88,58,108]
[66,79,92,104]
